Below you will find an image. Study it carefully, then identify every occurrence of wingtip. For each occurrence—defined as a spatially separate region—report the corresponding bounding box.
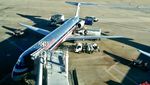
[137,49,143,53]
[18,23,24,26]
[137,49,140,51]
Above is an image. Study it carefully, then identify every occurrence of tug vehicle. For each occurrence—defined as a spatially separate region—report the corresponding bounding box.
[75,42,83,53]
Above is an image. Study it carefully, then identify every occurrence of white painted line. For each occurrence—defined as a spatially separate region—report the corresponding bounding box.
[108,62,118,71]
[105,68,121,83]
[112,67,138,85]
[106,62,138,85]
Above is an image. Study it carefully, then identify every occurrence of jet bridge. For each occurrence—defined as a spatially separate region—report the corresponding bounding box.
[46,50,69,85]
[30,48,69,85]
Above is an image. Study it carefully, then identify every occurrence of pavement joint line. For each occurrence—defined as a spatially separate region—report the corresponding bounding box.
[112,66,138,85]
[108,62,118,71]
[104,68,121,84]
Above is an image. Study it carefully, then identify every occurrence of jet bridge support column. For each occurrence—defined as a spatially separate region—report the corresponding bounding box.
[34,50,47,85]
[35,57,44,85]
[65,50,69,78]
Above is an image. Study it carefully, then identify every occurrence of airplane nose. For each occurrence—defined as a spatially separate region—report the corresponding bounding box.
[11,64,30,81]
[12,71,24,81]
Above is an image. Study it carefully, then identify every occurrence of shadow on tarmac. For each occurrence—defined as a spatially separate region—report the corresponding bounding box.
[103,50,132,66]
[110,38,150,53]
[104,50,150,85]
[16,13,57,31]
[0,13,54,83]
[102,32,150,52]
[0,25,43,79]
[105,80,121,85]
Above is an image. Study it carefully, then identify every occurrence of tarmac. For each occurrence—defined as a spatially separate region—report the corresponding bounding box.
[0,0,150,85]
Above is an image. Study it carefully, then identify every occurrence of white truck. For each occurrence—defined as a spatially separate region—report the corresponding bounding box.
[75,42,83,53]
[74,28,101,36]
[85,43,94,54]
[74,42,100,54]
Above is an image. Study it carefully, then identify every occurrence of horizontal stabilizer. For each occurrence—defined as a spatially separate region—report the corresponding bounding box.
[19,23,50,35]
[65,1,97,6]
[66,1,97,17]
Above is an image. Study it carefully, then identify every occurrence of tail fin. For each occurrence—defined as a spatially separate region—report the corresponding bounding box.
[65,1,97,17]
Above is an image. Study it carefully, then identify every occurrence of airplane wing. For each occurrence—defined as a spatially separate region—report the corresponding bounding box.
[19,23,50,35]
[67,35,124,41]
[137,49,150,57]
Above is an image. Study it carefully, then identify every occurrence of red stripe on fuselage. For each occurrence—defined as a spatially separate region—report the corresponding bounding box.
[44,39,55,50]
[50,26,76,50]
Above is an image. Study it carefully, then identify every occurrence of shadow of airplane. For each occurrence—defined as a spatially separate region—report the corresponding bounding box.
[0,13,62,80]
[104,50,150,70]
[16,13,57,31]
[111,38,150,52]
[0,25,44,80]
[105,80,121,85]
[2,26,17,32]
[103,50,132,67]
[103,50,150,85]
[102,32,150,53]
[2,26,23,36]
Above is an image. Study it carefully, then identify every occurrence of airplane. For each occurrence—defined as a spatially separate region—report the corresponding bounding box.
[12,1,124,81]
[137,49,150,57]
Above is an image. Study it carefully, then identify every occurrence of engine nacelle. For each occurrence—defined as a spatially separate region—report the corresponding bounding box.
[77,20,85,29]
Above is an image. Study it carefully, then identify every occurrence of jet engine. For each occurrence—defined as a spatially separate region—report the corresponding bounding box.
[77,20,85,29]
